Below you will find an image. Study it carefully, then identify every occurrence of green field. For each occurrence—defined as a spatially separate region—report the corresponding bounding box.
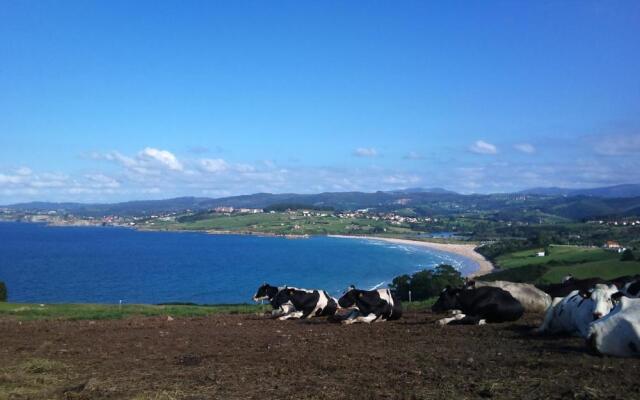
[494,245,612,269]
[482,245,640,284]
[541,260,640,282]
[0,302,263,320]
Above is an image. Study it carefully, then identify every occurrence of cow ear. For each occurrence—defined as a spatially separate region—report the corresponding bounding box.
[578,290,590,299]
[612,292,624,303]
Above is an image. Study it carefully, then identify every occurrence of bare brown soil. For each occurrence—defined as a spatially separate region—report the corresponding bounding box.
[1,311,639,400]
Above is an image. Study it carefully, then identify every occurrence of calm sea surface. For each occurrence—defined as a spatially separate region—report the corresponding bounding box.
[0,222,477,304]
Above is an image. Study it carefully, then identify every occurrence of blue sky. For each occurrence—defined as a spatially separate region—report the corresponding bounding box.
[1,1,639,203]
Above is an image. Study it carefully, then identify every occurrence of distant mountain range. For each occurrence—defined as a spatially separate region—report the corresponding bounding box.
[3,184,640,220]
[518,184,640,198]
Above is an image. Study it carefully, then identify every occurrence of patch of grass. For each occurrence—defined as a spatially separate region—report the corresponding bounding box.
[130,390,186,400]
[403,298,436,311]
[480,264,551,283]
[541,259,640,283]
[0,302,265,321]
[20,358,65,374]
[495,245,612,270]
[0,358,69,400]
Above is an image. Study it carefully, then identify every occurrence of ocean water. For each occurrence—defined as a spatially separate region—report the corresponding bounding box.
[0,222,477,304]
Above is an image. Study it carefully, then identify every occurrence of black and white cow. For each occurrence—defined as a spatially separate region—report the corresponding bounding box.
[466,280,551,313]
[273,287,338,320]
[537,277,605,299]
[606,275,640,292]
[253,284,295,317]
[431,286,524,325]
[587,296,640,357]
[621,279,640,298]
[534,284,621,338]
[338,286,402,324]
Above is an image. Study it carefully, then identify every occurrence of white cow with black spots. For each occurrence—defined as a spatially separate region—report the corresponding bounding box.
[534,284,620,338]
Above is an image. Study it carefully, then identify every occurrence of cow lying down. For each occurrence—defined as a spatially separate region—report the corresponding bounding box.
[432,286,524,325]
[588,296,640,357]
[273,287,338,320]
[467,280,551,313]
[338,286,402,324]
[534,284,621,338]
[253,284,295,317]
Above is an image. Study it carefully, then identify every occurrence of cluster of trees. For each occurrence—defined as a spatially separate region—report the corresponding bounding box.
[475,239,536,261]
[0,281,6,302]
[389,264,464,302]
[621,249,636,261]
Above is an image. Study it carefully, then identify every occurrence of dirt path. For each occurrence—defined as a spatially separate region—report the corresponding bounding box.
[1,311,638,399]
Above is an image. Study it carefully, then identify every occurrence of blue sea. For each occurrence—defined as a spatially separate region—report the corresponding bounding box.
[0,222,478,304]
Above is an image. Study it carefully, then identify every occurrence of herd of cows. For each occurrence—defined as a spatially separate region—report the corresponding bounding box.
[253,275,640,358]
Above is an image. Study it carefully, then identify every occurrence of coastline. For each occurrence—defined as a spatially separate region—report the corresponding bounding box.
[328,235,495,278]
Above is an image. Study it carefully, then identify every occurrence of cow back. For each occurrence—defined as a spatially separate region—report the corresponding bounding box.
[460,287,524,323]
[474,280,551,313]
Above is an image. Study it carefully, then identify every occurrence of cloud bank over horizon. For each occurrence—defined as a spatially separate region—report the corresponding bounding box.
[2,134,640,204]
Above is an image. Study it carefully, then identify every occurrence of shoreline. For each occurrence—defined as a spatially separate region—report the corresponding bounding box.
[328,235,495,278]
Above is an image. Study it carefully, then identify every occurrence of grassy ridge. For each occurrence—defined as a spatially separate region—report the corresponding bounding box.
[0,302,264,320]
[151,212,415,236]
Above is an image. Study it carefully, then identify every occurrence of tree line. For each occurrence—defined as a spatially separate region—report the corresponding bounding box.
[389,264,464,302]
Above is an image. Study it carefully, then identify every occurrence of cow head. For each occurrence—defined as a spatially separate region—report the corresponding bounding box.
[338,285,358,308]
[253,283,279,302]
[579,284,621,320]
[431,286,461,313]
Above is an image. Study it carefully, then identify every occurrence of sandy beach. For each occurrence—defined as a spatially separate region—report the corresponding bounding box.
[329,235,495,278]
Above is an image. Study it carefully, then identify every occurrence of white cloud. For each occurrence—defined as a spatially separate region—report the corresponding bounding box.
[85,174,121,188]
[592,133,640,155]
[403,151,424,160]
[0,173,23,185]
[382,174,421,185]
[94,148,184,175]
[139,148,183,171]
[514,143,536,154]
[469,140,498,155]
[353,147,378,157]
[199,158,229,173]
[15,167,32,176]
